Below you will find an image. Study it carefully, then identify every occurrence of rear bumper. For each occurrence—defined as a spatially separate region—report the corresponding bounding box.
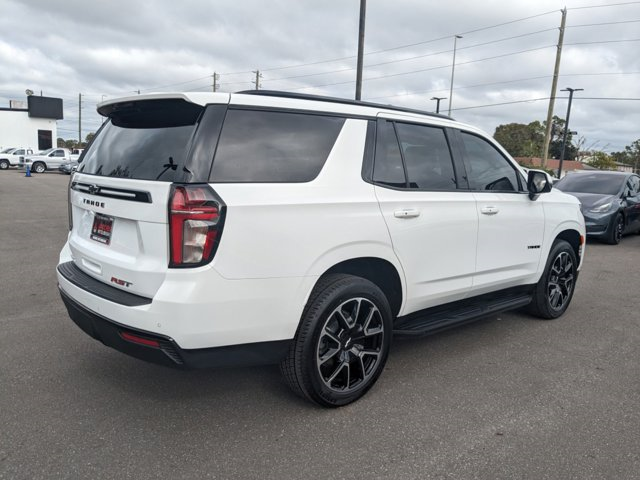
[59,287,291,369]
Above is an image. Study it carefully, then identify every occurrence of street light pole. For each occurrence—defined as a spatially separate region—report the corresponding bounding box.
[431,96,446,114]
[558,87,583,178]
[447,35,462,116]
[355,0,367,100]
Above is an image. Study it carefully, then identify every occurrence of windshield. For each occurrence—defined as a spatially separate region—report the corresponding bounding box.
[79,99,203,181]
[1,148,15,154]
[39,148,55,155]
[555,173,625,196]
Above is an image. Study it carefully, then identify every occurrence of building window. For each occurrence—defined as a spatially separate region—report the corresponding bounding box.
[38,130,52,150]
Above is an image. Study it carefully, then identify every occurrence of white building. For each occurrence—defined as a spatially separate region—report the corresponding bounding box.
[0,96,62,151]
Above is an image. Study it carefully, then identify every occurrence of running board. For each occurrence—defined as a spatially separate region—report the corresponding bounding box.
[393,288,533,337]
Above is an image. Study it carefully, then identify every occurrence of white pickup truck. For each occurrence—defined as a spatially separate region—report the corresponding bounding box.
[22,148,80,173]
[0,147,37,170]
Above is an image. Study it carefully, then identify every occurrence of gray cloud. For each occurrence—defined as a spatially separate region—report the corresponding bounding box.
[1,0,638,151]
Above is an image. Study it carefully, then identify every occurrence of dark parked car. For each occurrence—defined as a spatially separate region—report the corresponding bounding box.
[555,171,640,244]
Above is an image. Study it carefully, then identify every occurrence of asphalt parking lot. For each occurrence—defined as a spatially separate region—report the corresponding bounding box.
[1,170,639,480]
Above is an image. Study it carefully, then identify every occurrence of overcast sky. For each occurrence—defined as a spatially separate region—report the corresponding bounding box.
[1,0,639,152]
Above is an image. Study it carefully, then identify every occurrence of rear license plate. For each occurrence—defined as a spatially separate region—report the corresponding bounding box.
[90,214,114,245]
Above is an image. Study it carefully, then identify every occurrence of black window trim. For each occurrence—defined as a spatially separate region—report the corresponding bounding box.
[361,120,376,183]
[367,118,464,193]
[457,129,527,194]
[228,104,376,121]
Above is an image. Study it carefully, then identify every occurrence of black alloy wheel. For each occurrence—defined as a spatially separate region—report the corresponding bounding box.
[606,213,624,245]
[316,297,385,393]
[547,251,575,312]
[281,274,392,407]
[527,239,578,320]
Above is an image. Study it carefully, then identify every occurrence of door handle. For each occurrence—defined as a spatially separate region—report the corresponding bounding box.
[480,206,499,215]
[394,208,420,218]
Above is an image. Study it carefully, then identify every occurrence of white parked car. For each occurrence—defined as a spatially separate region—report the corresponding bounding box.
[23,147,72,173]
[57,91,586,406]
[0,147,37,169]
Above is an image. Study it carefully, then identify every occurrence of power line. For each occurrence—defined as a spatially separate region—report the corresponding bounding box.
[452,97,551,111]
[264,27,559,85]
[366,75,553,100]
[568,1,640,10]
[565,38,640,46]
[578,97,640,100]
[231,8,560,75]
[567,19,640,28]
[451,95,640,112]
[134,75,213,93]
[287,45,555,91]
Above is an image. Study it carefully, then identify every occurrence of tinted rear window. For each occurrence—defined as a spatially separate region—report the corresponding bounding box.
[555,173,626,195]
[79,100,203,181]
[209,109,345,183]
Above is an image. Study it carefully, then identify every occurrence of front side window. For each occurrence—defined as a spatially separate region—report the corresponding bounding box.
[627,175,639,196]
[461,132,520,192]
[210,110,345,183]
[14,149,24,155]
[395,123,456,190]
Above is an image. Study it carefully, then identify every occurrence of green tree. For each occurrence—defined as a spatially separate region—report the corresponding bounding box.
[546,116,578,160]
[624,139,640,173]
[588,151,617,170]
[56,137,65,147]
[493,121,544,157]
[85,132,95,144]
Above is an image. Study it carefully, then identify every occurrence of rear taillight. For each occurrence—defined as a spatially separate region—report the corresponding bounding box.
[169,184,225,268]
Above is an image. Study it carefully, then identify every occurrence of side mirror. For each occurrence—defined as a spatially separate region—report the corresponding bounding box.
[527,169,552,200]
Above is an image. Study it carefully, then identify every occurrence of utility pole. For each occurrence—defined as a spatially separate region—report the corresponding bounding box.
[252,70,262,90]
[355,0,367,100]
[78,93,82,145]
[431,96,446,114]
[212,72,220,92]
[557,87,583,178]
[542,8,567,167]
[448,35,463,116]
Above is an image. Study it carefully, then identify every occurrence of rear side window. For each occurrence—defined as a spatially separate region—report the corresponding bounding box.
[209,110,345,183]
[79,100,203,181]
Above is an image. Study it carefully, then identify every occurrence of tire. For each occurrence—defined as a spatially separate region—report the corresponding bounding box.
[527,240,578,320]
[32,162,46,174]
[605,213,624,245]
[0,159,8,170]
[280,274,393,407]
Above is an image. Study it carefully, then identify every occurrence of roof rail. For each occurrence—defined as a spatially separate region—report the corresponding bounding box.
[235,90,454,120]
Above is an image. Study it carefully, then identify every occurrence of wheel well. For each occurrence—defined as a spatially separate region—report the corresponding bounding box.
[323,257,403,317]
[556,229,581,259]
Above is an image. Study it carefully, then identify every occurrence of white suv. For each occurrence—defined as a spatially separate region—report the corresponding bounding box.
[57,91,585,407]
